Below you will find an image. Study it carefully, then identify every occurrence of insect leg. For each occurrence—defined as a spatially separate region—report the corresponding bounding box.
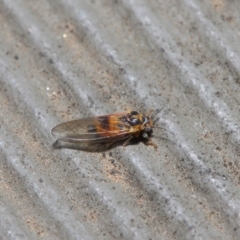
[147,138,158,148]
[142,131,157,148]
[146,138,158,148]
[123,135,134,147]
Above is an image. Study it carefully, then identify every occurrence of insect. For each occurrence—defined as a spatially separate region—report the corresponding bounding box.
[51,110,157,148]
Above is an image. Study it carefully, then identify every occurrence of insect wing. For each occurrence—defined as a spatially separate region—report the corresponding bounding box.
[51,114,131,143]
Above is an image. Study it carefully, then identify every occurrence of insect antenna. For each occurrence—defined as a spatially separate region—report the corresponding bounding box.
[151,124,175,149]
[152,125,167,130]
[151,134,175,147]
[150,99,170,123]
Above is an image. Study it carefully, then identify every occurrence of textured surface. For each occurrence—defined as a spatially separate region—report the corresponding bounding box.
[1,0,240,239]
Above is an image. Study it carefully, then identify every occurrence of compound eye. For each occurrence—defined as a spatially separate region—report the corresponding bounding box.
[145,126,152,132]
[130,118,141,126]
[130,111,139,116]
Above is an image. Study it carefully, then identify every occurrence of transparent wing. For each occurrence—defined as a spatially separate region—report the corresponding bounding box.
[51,114,132,143]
